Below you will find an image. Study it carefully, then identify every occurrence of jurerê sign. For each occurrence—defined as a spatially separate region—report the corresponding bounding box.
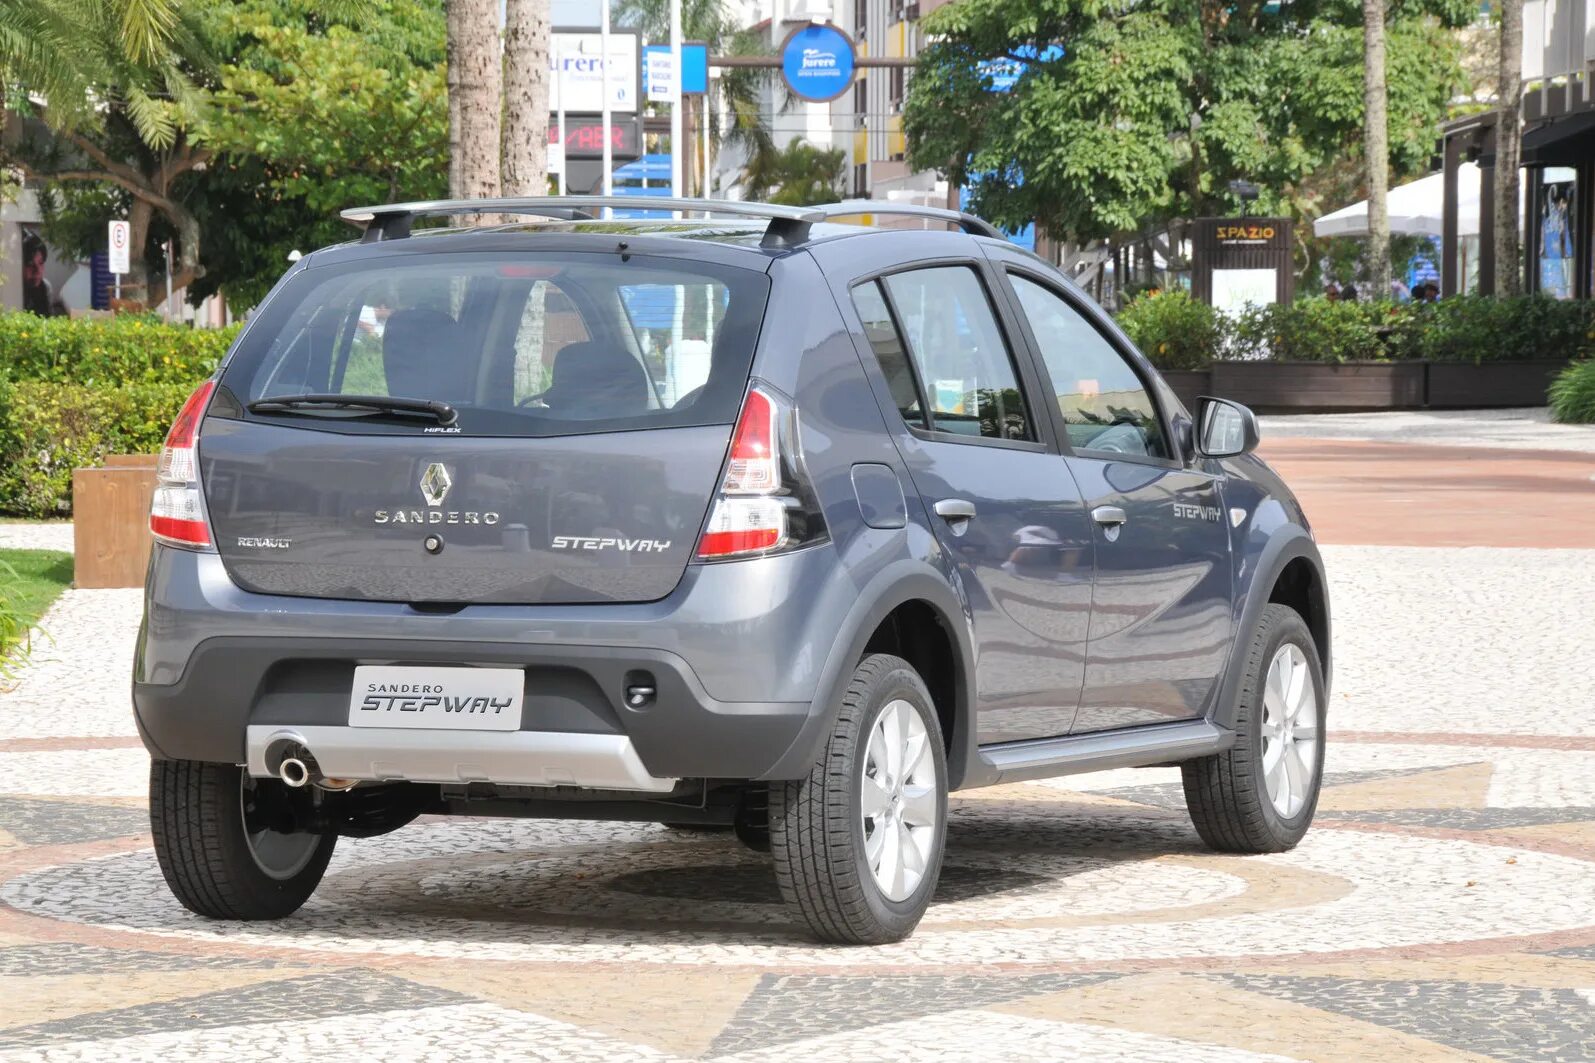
[781,23,855,103]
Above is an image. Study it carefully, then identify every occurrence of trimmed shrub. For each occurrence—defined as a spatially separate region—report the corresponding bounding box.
[1116,291,1223,370]
[0,378,194,517]
[1112,295,1595,365]
[1225,299,1402,363]
[1549,359,1595,424]
[0,312,235,386]
[1402,296,1595,363]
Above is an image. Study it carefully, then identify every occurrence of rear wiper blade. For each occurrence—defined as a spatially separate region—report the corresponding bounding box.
[247,393,458,426]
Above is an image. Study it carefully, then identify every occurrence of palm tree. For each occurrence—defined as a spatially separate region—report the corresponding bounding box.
[1362,0,1391,300]
[503,0,550,196]
[615,0,781,183]
[446,0,501,198]
[0,0,185,142]
[1495,0,1523,296]
[742,139,844,206]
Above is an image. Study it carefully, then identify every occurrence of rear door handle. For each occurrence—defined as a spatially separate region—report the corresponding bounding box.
[1091,505,1128,527]
[934,498,977,521]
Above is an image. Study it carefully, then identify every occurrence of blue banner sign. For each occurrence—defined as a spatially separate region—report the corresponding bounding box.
[642,43,709,95]
[977,43,1063,93]
[781,24,855,103]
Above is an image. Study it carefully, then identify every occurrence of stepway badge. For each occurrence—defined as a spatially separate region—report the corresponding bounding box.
[781,23,855,103]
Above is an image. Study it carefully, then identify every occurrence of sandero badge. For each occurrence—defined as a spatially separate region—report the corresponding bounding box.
[373,463,500,526]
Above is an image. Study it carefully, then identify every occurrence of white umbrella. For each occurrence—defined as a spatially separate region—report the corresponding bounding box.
[1313,163,1482,239]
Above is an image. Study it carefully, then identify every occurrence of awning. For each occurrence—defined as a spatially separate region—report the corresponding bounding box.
[1522,110,1595,165]
[1313,164,1482,239]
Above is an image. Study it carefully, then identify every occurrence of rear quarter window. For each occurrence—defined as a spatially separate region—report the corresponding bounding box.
[219,251,769,437]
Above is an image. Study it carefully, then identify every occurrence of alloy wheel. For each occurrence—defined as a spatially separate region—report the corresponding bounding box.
[1260,642,1320,818]
[860,699,939,902]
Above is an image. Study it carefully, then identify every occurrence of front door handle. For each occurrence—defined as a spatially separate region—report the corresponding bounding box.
[934,498,978,521]
[1092,505,1128,527]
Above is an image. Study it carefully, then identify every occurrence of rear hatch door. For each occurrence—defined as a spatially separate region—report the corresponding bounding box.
[202,245,769,605]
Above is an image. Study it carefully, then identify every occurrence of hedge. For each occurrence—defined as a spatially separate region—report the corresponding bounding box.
[0,378,195,517]
[1120,293,1595,370]
[0,313,235,386]
[0,312,230,517]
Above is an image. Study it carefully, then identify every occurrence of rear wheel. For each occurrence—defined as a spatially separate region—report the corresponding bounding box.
[1182,604,1326,853]
[149,759,336,920]
[769,653,947,945]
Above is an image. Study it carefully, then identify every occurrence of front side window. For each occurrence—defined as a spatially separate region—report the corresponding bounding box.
[1009,275,1169,459]
[877,266,1033,442]
[221,252,768,437]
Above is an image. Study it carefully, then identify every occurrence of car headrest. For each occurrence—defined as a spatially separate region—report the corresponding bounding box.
[382,308,461,401]
[540,341,650,419]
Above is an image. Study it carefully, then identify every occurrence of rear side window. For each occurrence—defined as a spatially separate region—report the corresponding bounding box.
[873,266,1032,442]
[849,281,926,429]
[221,252,769,437]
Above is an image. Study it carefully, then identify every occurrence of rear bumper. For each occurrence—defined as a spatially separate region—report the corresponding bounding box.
[133,545,858,783]
[133,633,812,783]
[246,725,678,792]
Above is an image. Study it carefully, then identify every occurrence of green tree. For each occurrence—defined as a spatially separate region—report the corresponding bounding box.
[11,0,210,304]
[904,0,1473,247]
[21,0,448,310]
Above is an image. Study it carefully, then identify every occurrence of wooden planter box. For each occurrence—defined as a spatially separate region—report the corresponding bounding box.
[1209,360,1426,412]
[72,455,158,589]
[1158,370,1212,414]
[1426,359,1571,409]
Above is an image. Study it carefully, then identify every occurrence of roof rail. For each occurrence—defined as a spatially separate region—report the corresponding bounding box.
[340,196,826,244]
[807,201,1004,239]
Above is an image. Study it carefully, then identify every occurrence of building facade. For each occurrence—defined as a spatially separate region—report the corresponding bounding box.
[1441,0,1594,298]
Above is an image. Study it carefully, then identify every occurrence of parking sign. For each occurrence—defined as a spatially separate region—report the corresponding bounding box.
[108,220,130,275]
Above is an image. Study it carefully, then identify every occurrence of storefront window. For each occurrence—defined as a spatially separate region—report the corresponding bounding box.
[1539,167,1576,300]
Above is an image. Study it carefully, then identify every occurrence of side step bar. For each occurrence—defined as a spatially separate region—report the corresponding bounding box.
[977,719,1233,786]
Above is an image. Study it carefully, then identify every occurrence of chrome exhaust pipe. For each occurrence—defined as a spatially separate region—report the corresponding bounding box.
[278,756,311,788]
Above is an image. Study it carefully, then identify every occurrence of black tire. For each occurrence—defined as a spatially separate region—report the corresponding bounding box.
[769,653,948,945]
[149,759,336,920]
[1182,603,1327,853]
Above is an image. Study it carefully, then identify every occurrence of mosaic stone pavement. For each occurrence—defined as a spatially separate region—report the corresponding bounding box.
[1,428,1594,1061]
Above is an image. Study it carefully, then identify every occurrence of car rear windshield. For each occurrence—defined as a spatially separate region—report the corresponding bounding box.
[218,250,771,437]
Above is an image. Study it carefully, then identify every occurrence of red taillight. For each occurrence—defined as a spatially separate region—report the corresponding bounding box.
[150,380,216,550]
[696,387,789,560]
[722,388,778,493]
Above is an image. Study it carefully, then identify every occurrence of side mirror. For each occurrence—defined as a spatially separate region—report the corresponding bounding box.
[1196,396,1260,458]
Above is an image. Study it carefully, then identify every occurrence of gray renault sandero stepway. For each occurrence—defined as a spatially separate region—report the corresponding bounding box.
[134,196,1330,945]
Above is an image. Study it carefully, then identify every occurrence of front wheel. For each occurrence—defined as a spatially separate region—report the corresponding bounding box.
[1182,603,1326,853]
[149,759,336,920]
[769,653,948,945]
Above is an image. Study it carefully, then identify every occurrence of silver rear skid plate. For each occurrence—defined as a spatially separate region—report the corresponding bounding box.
[245,725,679,793]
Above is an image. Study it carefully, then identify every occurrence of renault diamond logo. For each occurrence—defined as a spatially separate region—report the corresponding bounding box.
[419,463,452,507]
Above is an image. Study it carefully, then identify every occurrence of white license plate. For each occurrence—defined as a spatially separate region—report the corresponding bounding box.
[348,666,524,731]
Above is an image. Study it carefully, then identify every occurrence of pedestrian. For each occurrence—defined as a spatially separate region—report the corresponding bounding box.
[1341,283,1359,302]
[1391,277,1411,302]
[1325,281,1341,302]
